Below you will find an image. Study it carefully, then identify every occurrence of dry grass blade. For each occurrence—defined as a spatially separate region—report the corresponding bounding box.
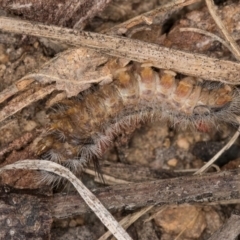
[1,17,240,84]
[206,0,240,61]
[98,206,153,240]
[194,125,240,175]
[179,27,232,54]
[0,79,35,104]
[0,48,112,111]
[48,170,240,218]
[107,0,200,35]
[84,168,131,185]
[208,211,240,240]
[21,48,113,97]
[193,1,240,175]
[73,0,112,29]
[0,84,55,122]
[0,0,197,105]
[0,160,132,240]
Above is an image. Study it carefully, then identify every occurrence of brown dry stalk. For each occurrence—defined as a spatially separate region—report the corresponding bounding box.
[98,206,154,240]
[0,0,112,28]
[208,211,240,240]
[106,0,200,35]
[45,168,240,218]
[73,0,112,29]
[205,0,240,60]
[0,79,34,104]
[179,28,231,54]
[0,160,132,240]
[0,84,55,123]
[1,16,240,84]
[2,167,240,219]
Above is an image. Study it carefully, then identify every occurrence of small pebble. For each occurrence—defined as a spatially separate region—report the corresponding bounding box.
[23,120,37,132]
[167,158,178,167]
[69,219,77,228]
[154,205,206,239]
[177,138,190,150]
[0,53,9,64]
[33,41,39,48]
[163,138,171,148]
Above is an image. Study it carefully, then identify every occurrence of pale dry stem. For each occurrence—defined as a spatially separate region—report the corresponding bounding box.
[0,0,200,122]
[0,17,240,84]
[98,206,153,240]
[179,27,232,54]
[84,169,153,240]
[194,125,240,175]
[208,212,240,240]
[0,160,132,240]
[0,84,55,123]
[194,0,240,175]
[1,1,240,238]
[84,168,131,185]
[0,79,34,104]
[106,0,200,35]
[205,0,240,60]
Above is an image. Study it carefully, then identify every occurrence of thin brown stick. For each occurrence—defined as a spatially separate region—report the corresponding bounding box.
[0,160,132,240]
[73,0,112,29]
[208,211,240,240]
[193,1,240,175]
[194,125,240,175]
[107,0,200,35]
[1,17,240,84]
[0,84,55,123]
[1,169,240,219]
[0,132,35,159]
[84,168,131,185]
[0,0,198,105]
[205,0,240,60]
[47,169,240,219]
[0,79,34,104]
[98,206,153,240]
[179,27,232,53]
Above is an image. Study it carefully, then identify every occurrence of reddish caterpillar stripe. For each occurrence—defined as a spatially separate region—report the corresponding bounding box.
[35,62,240,184]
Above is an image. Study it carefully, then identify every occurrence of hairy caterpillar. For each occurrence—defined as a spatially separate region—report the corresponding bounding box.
[35,61,240,184]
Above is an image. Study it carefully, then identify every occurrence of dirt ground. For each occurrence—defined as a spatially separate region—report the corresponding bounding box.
[1,0,240,239]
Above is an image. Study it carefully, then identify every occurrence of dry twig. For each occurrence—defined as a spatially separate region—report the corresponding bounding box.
[193,0,240,175]
[194,123,240,175]
[0,84,55,122]
[1,1,240,239]
[1,17,240,84]
[48,169,240,219]
[205,0,240,60]
[98,206,153,240]
[0,160,132,240]
[208,211,240,240]
[106,0,200,35]
[179,27,232,54]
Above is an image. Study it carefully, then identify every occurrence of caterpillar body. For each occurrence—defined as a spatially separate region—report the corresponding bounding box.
[35,62,240,184]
